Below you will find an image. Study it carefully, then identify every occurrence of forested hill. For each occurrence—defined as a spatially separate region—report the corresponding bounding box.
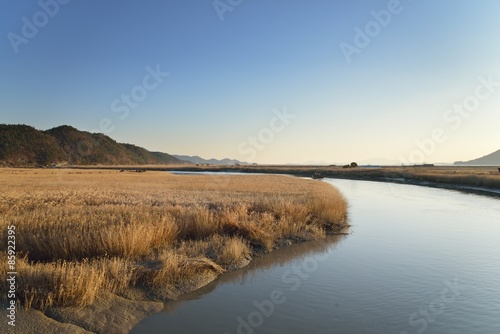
[0,124,187,166]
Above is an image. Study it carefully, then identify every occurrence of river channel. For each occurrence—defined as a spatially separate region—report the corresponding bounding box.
[131,178,500,334]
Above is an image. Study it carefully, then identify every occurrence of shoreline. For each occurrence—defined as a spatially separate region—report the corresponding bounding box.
[0,170,348,333]
[3,230,350,334]
[49,164,500,198]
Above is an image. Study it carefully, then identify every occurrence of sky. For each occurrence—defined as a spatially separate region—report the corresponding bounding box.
[1,0,500,165]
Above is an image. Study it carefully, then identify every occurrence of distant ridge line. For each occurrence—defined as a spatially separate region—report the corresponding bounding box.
[172,154,250,166]
[454,149,500,166]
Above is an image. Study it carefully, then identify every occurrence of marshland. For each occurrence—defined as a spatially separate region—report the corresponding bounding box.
[0,168,348,333]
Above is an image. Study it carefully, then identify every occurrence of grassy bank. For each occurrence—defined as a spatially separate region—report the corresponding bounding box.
[104,165,500,194]
[0,169,347,315]
[63,165,500,192]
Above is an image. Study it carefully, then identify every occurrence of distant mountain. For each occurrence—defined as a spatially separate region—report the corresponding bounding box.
[173,155,249,165]
[454,149,500,166]
[0,124,187,166]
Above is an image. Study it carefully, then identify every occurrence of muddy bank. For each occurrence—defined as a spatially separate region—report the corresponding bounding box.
[0,266,224,333]
[1,233,351,334]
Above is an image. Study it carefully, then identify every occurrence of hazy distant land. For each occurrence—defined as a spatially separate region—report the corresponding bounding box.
[1,124,500,167]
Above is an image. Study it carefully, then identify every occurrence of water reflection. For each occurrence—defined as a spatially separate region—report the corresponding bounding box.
[132,179,500,334]
[161,233,348,314]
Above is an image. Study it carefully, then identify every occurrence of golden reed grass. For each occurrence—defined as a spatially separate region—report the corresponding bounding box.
[0,168,347,310]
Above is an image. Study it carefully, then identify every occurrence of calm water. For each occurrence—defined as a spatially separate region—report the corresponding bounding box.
[131,179,500,334]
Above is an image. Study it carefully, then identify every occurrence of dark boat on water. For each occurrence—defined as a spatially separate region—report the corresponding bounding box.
[312,172,324,180]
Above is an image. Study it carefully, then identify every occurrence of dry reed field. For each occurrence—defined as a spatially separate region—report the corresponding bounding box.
[179,165,500,190]
[0,168,348,312]
[398,166,500,188]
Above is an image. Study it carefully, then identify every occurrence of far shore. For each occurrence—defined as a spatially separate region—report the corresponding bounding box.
[49,164,500,197]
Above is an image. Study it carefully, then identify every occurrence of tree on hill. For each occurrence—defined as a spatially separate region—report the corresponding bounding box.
[0,124,66,165]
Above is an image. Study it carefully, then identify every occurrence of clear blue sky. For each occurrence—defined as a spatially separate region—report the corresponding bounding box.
[1,0,499,164]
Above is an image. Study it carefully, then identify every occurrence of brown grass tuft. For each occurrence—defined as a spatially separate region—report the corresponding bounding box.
[15,256,105,310]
